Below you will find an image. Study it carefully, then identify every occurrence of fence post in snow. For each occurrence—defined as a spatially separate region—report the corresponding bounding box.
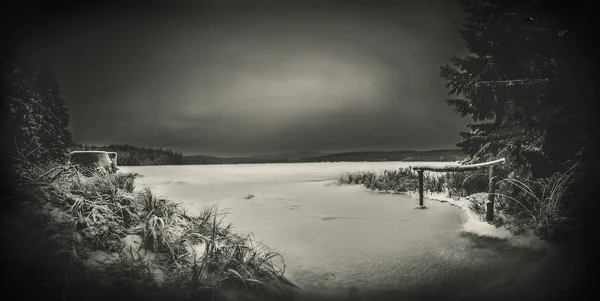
[445,172,451,198]
[486,165,496,222]
[417,169,425,208]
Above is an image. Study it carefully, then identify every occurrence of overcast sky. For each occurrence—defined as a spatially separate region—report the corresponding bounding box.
[23,0,471,157]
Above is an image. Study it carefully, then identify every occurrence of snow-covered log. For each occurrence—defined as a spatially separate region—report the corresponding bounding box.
[69,151,118,175]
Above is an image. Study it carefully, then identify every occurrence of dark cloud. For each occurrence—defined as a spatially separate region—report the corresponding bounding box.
[22,0,471,156]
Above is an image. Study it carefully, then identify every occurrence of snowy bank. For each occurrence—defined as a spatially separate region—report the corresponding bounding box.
[412,191,548,251]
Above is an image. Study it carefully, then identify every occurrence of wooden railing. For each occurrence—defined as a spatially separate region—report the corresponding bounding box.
[410,158,506,221]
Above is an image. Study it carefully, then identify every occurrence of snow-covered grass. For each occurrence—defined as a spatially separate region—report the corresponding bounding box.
[8,157,299,301]
[338,167,489,197]
[493,161,585,239]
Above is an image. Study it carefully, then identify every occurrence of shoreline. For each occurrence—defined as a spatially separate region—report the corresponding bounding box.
[407,190,549,250]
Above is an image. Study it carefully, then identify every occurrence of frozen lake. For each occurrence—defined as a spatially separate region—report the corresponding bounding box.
[120,162,583,300]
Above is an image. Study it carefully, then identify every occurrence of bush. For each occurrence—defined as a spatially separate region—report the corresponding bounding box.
[339,167,494,197]
[493,161,584,239]
[424,173,445,194]
[339,168,423,194]
[445,170,489,198]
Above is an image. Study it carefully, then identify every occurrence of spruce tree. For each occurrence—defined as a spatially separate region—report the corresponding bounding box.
[441,0,594,178]
[36,61,72,162]
[4,55,48,163]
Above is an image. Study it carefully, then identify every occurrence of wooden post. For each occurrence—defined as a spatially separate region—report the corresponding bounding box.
[418,169,424,207]
[445,172,451,198]
[486,165,496,222]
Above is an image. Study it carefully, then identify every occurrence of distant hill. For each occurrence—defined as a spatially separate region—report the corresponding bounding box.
[182,155,289,165]
[183,149,466,165]
[297,149,467,163]
[249,151,329,160]
[181,155,223,165]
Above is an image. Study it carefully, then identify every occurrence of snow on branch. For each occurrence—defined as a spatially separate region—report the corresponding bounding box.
[411,158,506,172]
[475,78,548,87]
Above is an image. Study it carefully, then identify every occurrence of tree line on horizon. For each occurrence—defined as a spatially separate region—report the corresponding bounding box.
[71,143,184,166]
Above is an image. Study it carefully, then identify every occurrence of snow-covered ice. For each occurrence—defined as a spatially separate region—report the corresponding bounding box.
[120,162,580,299]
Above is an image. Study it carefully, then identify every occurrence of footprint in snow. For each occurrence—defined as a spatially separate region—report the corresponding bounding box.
[314,214,411,221]
[280,199,300,210]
